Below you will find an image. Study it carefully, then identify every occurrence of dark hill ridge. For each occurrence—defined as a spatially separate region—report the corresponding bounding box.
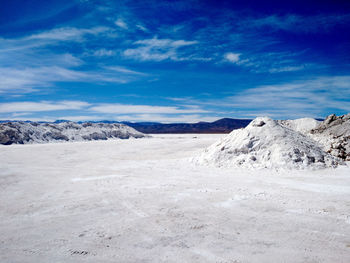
[122,118,252,134]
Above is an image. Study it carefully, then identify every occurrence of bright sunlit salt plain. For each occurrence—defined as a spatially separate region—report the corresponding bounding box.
[1,134,350,263]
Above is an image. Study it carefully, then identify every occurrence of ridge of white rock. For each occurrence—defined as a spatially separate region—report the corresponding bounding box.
[0,121,146,145]
[310,113,350,161]
[278,118,320,135]
[192,117,341,170]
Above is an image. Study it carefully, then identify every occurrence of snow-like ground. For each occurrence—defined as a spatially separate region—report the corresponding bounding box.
[0,134,350,263]
[193,117,340,170]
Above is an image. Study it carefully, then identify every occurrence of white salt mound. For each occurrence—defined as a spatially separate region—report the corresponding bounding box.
[278,115,350,161]
[278,118,320,135]
[193,117,340,170]
[310,113,350,161]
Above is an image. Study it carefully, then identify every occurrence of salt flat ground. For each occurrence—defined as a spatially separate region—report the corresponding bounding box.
[0,134,350,263]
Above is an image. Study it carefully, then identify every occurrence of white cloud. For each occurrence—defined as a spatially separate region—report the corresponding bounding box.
[136,24,148,32]
[0,27,112,56]
[164,76,350,119]
[220,76,350,118]
[268,65,305,73]
[89,103,208,114]
[25,26,110,42]
[0,101,216,123]
[114,114,218,123]
[123,37,198,61]
[0,116,58,122]
[0,101,90,113]
[0,65,149,94]
[0,67,84,94]
[0,113,219,123]
[56,115,108,121]
[115,19,128,30]
[240,14,350,33]
[105,66,147,76]
[59,53,84,66]
[224,52,240,63]
[134,38,197,47]
[223,50,310,73]
[0,25,144,95]
[93,49,116,57]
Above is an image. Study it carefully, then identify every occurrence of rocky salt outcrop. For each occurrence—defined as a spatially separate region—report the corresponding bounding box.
[0,121,146,145]
[278,118,320,135]
[310,113,350,161]
[192,117,341,170]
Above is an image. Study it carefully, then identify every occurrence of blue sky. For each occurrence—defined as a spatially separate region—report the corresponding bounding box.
[0,0,349,122]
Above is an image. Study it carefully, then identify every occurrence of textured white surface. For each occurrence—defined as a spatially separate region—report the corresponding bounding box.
[1,134,350,263]
[193,117,341,170]
[309,114,350,160]
[278,118,320,134]
[279,115,350,161]
[0,122,146,144]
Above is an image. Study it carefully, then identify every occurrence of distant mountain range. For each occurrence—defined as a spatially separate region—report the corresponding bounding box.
[122,118,252,133]
[0,118,252,134]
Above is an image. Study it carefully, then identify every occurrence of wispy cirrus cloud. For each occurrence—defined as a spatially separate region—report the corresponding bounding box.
[239,13,350,33]
[105,66,148,76]
[0,66,85,94]
[114,114,218,123]
[0,100,89,113]
[223,50,310,73]
[123,37,198,61]
[0,65,149,94]
[0,26,112,53]
[92,49,116,57]
[136,24,148,32]
[0,114,219,124]
[166,75,350,118]
[1,1,349,123]
[89,103,208,114]
[115,18,128,30]
[25,26,110,41]
[0,99,208,114]
[0,101,213,123]
[232,76,350,113]
[54,115,108,122]
[2,75,349,122]
[268,65,306,73]
[0,25,150,95]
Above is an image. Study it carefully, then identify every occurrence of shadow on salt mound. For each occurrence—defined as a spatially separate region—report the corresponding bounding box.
[192,117,342,170]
